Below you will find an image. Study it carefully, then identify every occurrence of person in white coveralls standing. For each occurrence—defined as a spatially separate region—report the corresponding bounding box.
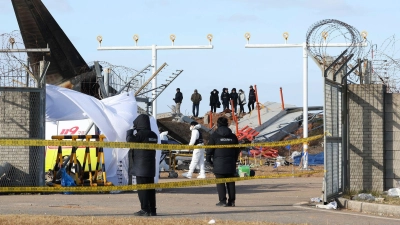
[182,121,206,179]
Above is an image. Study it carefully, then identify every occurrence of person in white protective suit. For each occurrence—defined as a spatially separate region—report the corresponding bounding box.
[158,128,170,172]
[182,121,206,179]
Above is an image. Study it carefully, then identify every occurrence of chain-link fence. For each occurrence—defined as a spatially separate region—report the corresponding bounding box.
[323,78,344,202]
[0,62,41,88]
[0,60,46,187]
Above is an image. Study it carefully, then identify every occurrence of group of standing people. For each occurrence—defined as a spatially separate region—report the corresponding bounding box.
[174,85,257,118]
[209,85,257,114]
[173,88,203,118]
[127,114,241,216]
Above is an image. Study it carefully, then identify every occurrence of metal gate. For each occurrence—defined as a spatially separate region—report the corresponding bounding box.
[323,78,344,202]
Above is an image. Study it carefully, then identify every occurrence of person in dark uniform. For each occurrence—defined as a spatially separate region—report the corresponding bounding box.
[248,85,256,112]
[221,88,230,111]
[126,114,158,216]
[209,89,220,113]
[173,88,183,115]
[230,88,239,114]
[206,117,241,207]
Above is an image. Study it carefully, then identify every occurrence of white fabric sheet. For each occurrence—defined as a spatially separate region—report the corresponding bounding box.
[45,84,161,185]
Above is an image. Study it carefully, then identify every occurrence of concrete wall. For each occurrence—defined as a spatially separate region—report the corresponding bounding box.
[0,90,44,186]
[384,94,400,188]
[348,84,385,191]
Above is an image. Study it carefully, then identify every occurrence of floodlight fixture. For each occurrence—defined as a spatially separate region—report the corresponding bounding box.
[244,32,251,41]
[321,31,328,40]
[207,34,213,44]
[170,34,176,45]
[133,34,139,46]
[282,32,289,44]
[282,32,289,40]
[9,38,15,49]
[97,35,103,46]
[361,31,368,40]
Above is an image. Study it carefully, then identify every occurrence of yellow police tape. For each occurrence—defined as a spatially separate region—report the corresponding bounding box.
[0,133,325,150]
[0,170,322,193]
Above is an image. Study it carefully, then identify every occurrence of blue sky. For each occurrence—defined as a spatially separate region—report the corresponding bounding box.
[0,0,398,116]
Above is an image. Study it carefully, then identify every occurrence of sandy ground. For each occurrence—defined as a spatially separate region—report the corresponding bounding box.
[2,173,400,225]
[160,164,324,179]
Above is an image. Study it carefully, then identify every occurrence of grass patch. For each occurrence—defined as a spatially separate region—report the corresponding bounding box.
[342,188,400,205]
[0,215,309,225]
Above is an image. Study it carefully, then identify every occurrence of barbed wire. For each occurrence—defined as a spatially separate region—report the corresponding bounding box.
[306,19,371,83]
[86,61,144,99]
[0,31,41,87]
[367,35,400,93]
[306,19,400,92]
[306,19,368,64]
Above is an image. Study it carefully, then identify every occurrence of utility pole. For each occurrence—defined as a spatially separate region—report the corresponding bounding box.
[243,32,367,169]
[96,34,214,119]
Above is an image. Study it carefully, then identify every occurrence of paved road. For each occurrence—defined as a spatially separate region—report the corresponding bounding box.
[1,177,399,225]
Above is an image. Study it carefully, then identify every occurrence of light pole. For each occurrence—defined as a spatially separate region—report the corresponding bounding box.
[97,34,214,119]
[0,38,51,53]
[244,32,367,169]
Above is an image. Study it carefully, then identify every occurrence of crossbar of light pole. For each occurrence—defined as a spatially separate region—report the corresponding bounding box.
[0,48,50,52]
[98,46,213,50]
[245,43,367,48]
[97,43,213,119]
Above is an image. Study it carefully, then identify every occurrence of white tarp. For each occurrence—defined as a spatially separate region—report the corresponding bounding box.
[45,84,161,185]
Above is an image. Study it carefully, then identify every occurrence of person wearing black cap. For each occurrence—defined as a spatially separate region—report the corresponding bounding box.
[173,88,183,115]
[182,121,206,179]
[191,89,202,118]
[206,117,240,207]
[248,85,256,112]
[126,114,159,216]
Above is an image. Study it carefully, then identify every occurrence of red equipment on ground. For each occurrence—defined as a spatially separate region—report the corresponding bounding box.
[249,147,279,158]
[237,126,260,142]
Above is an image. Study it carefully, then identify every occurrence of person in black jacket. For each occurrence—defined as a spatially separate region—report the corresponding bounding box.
[248,85,256,112]
[230,88,238,114]
[209,89,220,113]
[173,88,183,115]
[206,117,240,207]
[126,114,159,216]
[191,89,202,118]
[220,88,230,111]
